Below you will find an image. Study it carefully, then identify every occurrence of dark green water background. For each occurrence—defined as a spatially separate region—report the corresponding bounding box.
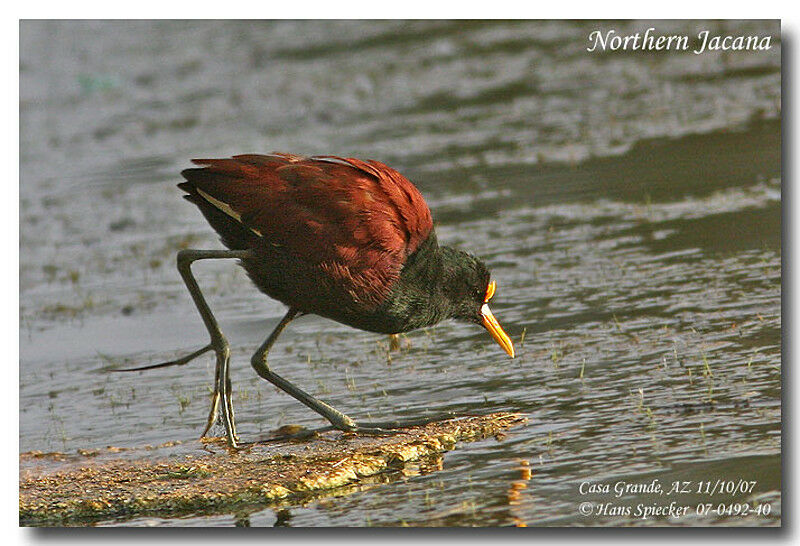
[20,20,781,526]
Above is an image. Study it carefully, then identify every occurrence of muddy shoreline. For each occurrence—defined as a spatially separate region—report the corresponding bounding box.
[20,413,527,526]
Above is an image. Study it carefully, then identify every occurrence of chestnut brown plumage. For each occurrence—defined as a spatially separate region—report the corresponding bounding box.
[123,153,513,447]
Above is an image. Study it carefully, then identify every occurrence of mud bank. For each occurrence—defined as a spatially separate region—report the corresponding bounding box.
[20,413,527,526]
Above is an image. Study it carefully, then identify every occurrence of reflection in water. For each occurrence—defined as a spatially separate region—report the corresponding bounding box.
[273,509,291,527]
[20,20,780,526]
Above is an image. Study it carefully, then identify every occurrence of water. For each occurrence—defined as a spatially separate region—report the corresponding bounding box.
[19,20,781,526]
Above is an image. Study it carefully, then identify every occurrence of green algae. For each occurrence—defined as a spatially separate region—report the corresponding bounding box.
[20,413,526,526]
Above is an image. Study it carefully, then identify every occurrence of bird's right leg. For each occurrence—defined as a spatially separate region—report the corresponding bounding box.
[119,250,247,444]
[174,249,252,447]
[136,249,251,447]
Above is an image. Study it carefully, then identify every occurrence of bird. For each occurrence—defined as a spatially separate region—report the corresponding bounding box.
[122,153,514,447]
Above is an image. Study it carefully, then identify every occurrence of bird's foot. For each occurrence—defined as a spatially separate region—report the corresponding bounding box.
[314,424,402,437]
[343,425,405,436]
[200,390,240,447]
[111,344,214,373]
[200,390,221,438]
[324,416,455,436]
[347,414,459,432]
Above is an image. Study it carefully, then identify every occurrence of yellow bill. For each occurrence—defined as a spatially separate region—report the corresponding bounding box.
[481,303,515,358]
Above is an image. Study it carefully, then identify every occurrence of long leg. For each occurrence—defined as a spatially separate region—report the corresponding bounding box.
[251,310,453,435]
[175,248,251,447]
[250,308,359,431]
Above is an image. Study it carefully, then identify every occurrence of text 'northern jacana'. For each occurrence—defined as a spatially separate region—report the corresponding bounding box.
[124,153,514,447]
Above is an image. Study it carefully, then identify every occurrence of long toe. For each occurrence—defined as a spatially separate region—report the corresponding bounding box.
[200,391,221,438]
[345,425,406,436]
[351,415,456,430]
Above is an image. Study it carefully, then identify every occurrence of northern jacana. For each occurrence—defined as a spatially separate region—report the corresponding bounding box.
[125,153,514,447]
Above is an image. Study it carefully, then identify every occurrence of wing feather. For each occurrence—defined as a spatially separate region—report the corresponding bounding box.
[179,153,434,311]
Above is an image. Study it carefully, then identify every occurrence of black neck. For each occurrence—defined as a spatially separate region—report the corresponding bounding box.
[375,233,457,332]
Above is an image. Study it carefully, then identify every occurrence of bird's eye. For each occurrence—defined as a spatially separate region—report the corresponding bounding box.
[484,280,496,303]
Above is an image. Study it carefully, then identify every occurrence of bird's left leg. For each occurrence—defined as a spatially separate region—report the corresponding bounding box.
[251,312,436,435]
[250,308,371,432]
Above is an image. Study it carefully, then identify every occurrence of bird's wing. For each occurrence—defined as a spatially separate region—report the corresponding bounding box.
[178,153,434,308]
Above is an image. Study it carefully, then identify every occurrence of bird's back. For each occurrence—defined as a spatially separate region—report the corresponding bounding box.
[179,153,435,326]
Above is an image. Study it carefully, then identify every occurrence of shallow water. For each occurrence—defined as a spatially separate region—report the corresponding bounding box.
[20,20,781,526]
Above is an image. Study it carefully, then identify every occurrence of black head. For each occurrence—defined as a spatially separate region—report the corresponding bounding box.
[439,248,515,358]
